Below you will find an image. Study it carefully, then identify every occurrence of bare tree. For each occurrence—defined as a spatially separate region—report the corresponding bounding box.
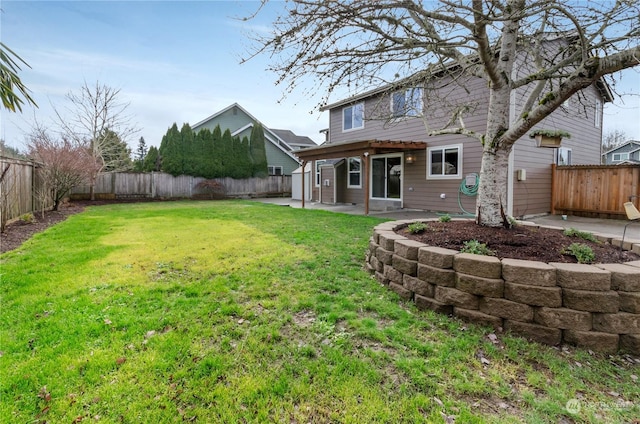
[56,81,138,200]
[247,0,640,227]
[602,129,628,152]
[27,126,97,211]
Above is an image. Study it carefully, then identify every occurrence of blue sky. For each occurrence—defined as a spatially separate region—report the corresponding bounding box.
[1,0,639,151]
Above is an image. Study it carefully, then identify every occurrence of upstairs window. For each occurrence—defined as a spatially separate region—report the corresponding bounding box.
[595,98,602,128]
[268,165,283,176]
[392,88,422,117]
[347,157,361,188]
[343,103,364,131]
[427,144,462,179]
[612,152,629,162]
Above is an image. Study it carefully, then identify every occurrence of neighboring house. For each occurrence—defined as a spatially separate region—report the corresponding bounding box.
[295,57,611,217]
[602,141,640,165]
[192,103,316,176]
[270,129,317,151]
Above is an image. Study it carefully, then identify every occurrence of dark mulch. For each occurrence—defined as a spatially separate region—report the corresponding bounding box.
[399,220,639,264]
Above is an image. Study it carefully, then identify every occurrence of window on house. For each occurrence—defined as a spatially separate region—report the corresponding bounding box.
[315,160,326,186]
[392,88,422,117]
[268,166,283,176]
[347,157,361,188]
[556,148,572,166]
[595,98,602,128]
[612,152,629,162]
[427,144,462,179]
[343,103,364,131]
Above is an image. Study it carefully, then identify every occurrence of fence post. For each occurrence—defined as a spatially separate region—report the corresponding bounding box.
[550,164,556,215]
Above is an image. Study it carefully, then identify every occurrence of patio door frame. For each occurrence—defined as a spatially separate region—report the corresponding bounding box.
[370,153,403,203]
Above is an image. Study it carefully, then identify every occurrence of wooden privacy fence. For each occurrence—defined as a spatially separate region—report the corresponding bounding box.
[551,164,640,218]
[0,156,53,228]
[69,172,292,200]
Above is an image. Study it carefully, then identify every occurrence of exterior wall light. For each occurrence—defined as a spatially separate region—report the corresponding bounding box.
[405,153,416,164]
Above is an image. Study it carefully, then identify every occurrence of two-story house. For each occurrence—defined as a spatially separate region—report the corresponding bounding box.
[295,62,611,217]
[192,103,316,176]
[602,141,640,165]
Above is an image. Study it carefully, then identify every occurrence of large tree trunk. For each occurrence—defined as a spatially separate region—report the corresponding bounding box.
[476,147,510,227]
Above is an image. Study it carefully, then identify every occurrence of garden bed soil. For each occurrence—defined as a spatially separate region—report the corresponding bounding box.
[399,220,639,264]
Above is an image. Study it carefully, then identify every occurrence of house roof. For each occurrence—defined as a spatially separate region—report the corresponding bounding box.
[602,140,640,155]
[294,139,427,162]
[270,129,317,149]
[320,36,614,111]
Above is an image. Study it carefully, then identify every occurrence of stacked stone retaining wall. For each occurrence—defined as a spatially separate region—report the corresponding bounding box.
[365,219,640,354]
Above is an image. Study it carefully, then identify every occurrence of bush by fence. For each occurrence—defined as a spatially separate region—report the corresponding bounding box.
[69,172,292,200]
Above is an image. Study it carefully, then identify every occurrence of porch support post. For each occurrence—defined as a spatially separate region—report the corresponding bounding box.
[363,152,370,215]
[301,160,306,209]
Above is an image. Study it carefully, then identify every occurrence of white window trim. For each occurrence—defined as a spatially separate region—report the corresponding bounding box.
[427,144,463,180]
[342,102,364,132]
[268,165,283,176]
[315,160,326,187]
[612,152,629,162]
[595,98,602,128]
[347,157,362,189]
[390,87,423,118]
[556,147,572,166]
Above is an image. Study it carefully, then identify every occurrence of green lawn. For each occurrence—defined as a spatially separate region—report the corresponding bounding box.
[1,200,638,423]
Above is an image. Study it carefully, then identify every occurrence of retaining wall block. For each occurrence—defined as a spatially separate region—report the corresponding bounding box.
[620,334,640,355]
[594,233,614,243]
[417,263,456,287]
[394,239,424,261]
[453,253,502,279]
[551,263,611,291]
[378,231,407,251]
[456,273,504,297]
[392,255,417,277]
[504,320,562,346]
[368,238,378,255]
[375,271,388,285]
[534,307,592,331]
[619,292,640,314]
[389,282,413,300]
[364,262,375,274]
[434,286,480,310]
[418,246,458,269]
[383,264,403,285]
[479,298,534,322]
[453,307,502,329]
[501,258,557,287]
[376,247,394,265]
[403,274,435,298]
[504,282,562,307]
[633,244,640,255]
[626,261,640,269]
[374,223,399,233]
[369,255,383,273]
[593,312,640,334]
[595,263,640,292]
[562,289,619,313]
[563,330,620,354]
[414,294,453,315]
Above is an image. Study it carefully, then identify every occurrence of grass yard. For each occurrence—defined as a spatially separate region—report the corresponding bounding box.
[1,200,638,423]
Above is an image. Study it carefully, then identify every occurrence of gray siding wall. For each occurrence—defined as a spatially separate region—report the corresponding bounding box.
[264,142,299,176]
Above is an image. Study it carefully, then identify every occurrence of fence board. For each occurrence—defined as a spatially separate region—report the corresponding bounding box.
[70,172,292,200]
[551,164,640,218]
[1,156,54,227]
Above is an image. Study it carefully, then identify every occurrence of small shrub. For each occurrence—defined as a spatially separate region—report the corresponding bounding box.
[19,213,35,223]
[439,214,452,223]
[407,222,428,234]
[563,228,598,243]
[562,243,595,264]
[460,240,495,256]
[195,180,226,199]
[507,216,518,228]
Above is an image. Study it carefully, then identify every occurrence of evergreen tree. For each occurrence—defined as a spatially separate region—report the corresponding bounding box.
[100,129,133,172]
[220,129,234,177]
[133,136,147,171]
[249,123,268,178]
[143,146,160,171]
[159,123,182,176]
[209,125,223,178]
[180,123,195,176]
